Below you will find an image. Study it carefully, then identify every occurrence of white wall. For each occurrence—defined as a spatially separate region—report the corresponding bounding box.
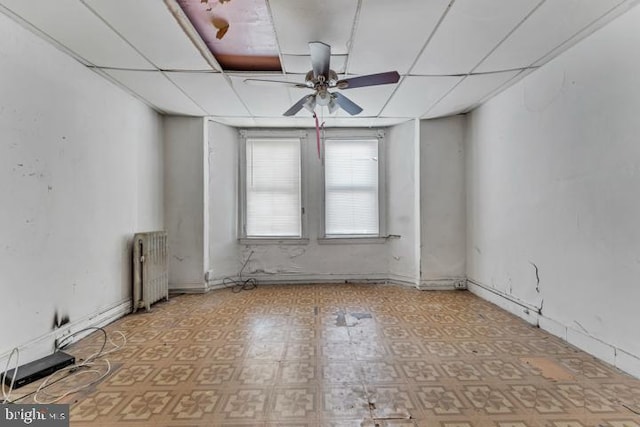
[238,129,390,283]
[465,4,640,377]
[387,120,420,285]
[0,12,163,364]
[208,121,240,280]
[203,120,468,288]
[164,116,208,291]
[420,117,467,288]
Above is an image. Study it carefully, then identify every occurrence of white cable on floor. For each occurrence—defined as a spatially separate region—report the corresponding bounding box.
[1,347,20,403]
[33,330,126,404]
[33,359,111,404]
[5,329,127,405]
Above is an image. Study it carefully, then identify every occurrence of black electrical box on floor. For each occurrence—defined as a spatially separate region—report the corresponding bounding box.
[2,351,75,389]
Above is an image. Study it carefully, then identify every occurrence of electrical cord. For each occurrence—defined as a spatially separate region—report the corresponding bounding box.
[33,360,112,404]
[223,251,258,293]
[56,327,108,359]
[1,347,20,403]
[34,328,125,404]
[4,327,126,404]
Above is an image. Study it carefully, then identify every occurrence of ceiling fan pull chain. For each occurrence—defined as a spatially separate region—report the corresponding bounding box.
[313,112,321,160]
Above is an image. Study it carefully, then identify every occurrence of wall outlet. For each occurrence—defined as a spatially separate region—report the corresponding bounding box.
[204,270,214,282]
[454,279,467,289]
[54,332,75,350]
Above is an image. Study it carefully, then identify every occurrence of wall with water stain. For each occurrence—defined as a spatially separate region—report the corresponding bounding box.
[0,11,164,363]
[420,116,467,288]
[207,120,240,281]
[465,4,640,377]
[387,120,420,285]
[164,116,207,291]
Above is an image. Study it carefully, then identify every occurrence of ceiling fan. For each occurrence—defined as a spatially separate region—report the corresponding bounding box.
[243,41,400,116]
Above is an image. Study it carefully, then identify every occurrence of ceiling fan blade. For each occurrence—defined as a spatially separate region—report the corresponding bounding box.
[309,41,330,79]
[243,78,308,89]
[336,71,400,89]
[333,93,363,115]
[284,95,313,116]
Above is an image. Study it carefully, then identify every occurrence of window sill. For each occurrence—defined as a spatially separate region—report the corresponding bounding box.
[239,238,309,245]
[317,236,387,245]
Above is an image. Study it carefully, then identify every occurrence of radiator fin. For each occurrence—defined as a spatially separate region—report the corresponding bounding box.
[133,231,169,312]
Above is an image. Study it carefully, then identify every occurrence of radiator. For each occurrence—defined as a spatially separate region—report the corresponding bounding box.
[133,231,169,312]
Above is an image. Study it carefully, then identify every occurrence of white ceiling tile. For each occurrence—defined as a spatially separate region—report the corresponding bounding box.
[269,0,359,55]
[424,70,520,118]
[381,76,463,118]
[282,55,347,74]
[83,0,211,70]
[0,0,153,68]
[229,73,297,117]
[104,69,206,115]
[412,0,541,75]
[477,0,626,72]
[348,0,450,75]
[335,84,398,117]
[166,72,249,116]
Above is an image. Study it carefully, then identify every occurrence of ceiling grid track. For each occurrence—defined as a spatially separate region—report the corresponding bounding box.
[90,67,173,114]
[264,0,290,109]
[3,0,636,124]
[263,0,286,76]
[464,0,637,116]
[163,0,223,72]
[421,0,547,118]
[0,3,94,67]
[82,0,210,115]
[79,0,158,69]
[530,0,632,67]
[377,0,457,117]
[342,0,363,76]
[160,71,209,115]
[163,0,252,117]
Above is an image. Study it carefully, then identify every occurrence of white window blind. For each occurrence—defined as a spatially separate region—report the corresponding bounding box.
[324,139,379,235]
[245,138,301,237]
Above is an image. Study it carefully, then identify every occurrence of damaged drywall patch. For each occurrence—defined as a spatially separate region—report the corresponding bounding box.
[242,245,306,275]
[287,246,306,258]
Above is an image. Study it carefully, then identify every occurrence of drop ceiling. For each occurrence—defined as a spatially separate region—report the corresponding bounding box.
[1,0,638,127]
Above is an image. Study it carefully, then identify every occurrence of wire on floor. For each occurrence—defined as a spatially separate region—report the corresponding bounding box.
[1,347,20,404]
[223,250,258,293]
[3,328,126,405]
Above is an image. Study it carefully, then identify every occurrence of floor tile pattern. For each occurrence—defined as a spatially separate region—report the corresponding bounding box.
[9,284,640,426]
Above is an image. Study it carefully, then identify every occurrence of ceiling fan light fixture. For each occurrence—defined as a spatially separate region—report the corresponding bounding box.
[303,95,316,113]
[316,90,331,106]
[246,42,398,117]
[328,98,339,114]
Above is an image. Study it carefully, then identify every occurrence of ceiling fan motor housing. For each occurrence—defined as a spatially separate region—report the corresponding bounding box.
[275,41,399,116]
[305,70,338,88]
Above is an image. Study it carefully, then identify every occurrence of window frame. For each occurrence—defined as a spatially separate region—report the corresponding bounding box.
[238,130,308,243]
[319,129,386,242]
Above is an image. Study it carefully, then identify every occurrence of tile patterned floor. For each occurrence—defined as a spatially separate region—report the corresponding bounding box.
[10,284,640,426]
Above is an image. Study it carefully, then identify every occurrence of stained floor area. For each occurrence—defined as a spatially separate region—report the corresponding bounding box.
[10,284,640,426]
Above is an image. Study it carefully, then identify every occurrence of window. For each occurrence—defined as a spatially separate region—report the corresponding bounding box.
[323,138,383,237]
[242,137,302,238]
